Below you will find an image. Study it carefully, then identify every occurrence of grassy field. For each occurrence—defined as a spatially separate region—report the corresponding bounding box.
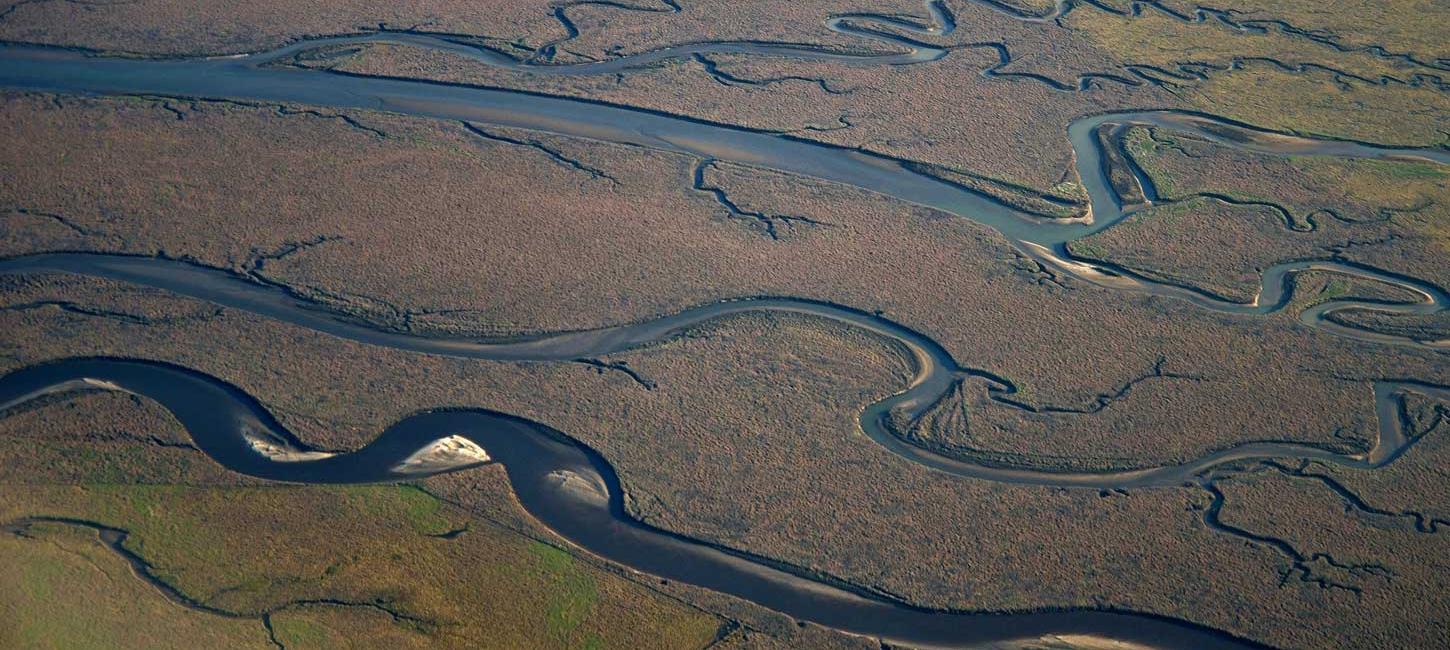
[0,0,925,56]
[1,521,271,649]
[0,390,723,649]
[3,483,724,649]
[2,4,1448,647]
[1138,0,1448,63]
[1063,2,1449,146]
[0,480,723,649]
[6,93,1440,470]
[1087,126,1450,295]
[3,272,1446,648]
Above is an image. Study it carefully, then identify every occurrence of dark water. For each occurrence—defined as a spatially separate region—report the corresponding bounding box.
[3,39,1445,353]
[0,44,1443,247]
[2,24,1448,648]
[0,358,1272,649]
[3,251,1442,489]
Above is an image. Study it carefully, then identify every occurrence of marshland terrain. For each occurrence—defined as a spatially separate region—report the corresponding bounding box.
[0,1,1446,648]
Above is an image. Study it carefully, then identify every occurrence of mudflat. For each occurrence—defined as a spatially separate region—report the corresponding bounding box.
[1,1,1446,648]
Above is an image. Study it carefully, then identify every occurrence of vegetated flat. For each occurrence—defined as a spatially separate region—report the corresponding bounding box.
[4,0,1445,191]
[1,520,275,649]
[3,93,1440,468]
[1,1,1448,649]
[280,0,1447,179]
[1071,127,1449,295]
[1,269,1447,649]
[0,392,724,649]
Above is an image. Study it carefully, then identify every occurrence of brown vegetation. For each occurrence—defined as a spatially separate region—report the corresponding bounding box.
[0,266,1445,647]
[2,2,1448,647]
[0,392,724,649]
[1070,126,1449,297]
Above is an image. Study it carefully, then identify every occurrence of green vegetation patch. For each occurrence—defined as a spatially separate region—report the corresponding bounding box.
[1067,3,1424,83]
[1183,67,1449,147]
[1177,0,1449,63]
[1068,5,1450,146]
[529,541,602,643]
[0,521,272,649]
[0,483,721,649]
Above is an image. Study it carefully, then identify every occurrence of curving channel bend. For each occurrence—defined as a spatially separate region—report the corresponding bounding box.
[1,253,1443,648]
[1,5,1449,647]
[0,357,1273,650]
[0,42,1447,351]
[239,0,957,72]
[1,251,1446,490]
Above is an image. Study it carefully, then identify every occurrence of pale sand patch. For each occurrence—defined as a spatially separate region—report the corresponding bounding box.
[391,434,489,475]
[242,423,335,462]
[544,468,609,505]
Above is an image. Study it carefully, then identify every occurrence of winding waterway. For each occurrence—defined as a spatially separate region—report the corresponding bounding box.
[2,43,1446,248]
[1,39,1446,350]
[0,251,1445,648]
[0,357,1273,649]
[2,251,1445,489]
[253,0,956,74]
[2,7,1449,648]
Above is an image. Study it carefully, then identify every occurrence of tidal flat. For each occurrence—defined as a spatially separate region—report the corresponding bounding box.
[1,1,1447,648]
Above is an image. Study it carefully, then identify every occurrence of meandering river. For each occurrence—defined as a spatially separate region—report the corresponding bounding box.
[1,10,1447,648]
[0,357,1277,649]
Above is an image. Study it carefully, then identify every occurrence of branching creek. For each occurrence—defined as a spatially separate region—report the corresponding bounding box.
[1,1,1449,647]
[1,515,432,650]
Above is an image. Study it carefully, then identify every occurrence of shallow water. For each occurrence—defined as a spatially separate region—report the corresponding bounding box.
[2,16,1447,647]
[0,357,1276,649]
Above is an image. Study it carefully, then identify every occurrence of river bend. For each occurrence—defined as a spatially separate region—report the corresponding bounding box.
[2,10,1449,648]
[0,357,1276,649]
